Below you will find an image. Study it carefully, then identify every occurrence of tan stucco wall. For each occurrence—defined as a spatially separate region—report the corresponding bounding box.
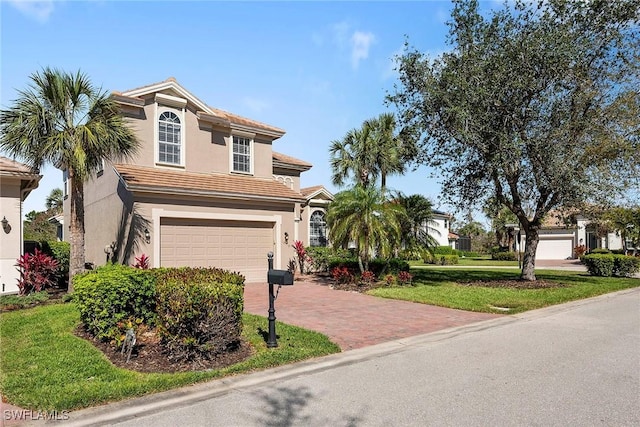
[121,94,275,178]
[0,179,24,293]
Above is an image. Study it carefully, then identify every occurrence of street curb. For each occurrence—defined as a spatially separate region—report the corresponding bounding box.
[23,287,640,426]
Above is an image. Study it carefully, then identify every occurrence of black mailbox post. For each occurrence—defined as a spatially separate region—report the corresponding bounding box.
[267,252,293,348]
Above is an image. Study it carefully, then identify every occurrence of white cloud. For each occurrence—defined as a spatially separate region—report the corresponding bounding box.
[350,31,375,70]
[8,0,55,23]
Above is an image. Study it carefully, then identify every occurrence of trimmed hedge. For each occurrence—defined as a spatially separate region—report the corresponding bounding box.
[583,254,640,277]
[154,267,245,361]
[433,246,460,256]
[305,246,353,273]
[437,254,459,265]
[73,264,157,345]
[492,251,518,261]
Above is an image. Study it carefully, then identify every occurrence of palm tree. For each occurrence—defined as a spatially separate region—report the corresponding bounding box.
[45,188,63,213]
[366,113,405,191]
[326,186,405,272]
[330,113,408,190]
[0,67,139,291]
[397,194,440,257]
[329,125,377,188]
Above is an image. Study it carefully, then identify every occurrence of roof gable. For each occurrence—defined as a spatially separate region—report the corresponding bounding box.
[301,185,334,201]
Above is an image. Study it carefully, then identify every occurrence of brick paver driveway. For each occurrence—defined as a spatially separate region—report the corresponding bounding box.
[244,278,501,351]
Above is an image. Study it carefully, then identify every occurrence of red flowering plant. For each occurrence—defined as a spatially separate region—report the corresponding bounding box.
[15,249,59,295]
[292,240,307,274]
[397,271,414,286]
[360,270,376,285]
[132,253,150,269]
[331,266,353,284]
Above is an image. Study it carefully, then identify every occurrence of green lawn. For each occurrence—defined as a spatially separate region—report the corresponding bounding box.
[0,303,339,411]
[370,268,639,314]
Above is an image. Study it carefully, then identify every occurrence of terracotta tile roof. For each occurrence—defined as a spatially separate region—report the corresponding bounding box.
[210,107,285,136]
[448,231,459,239]
[114,164,304,201]
[541,209,577,228]
[300,185,325,197]
[0,156,39,175]
[272,152,312,168]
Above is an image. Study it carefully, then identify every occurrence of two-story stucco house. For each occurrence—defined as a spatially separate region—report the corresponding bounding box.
[65,78,332,282]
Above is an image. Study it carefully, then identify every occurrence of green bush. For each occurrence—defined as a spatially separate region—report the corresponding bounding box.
[327,258,409,276]
[583,254,614,277]
[612,255,640,277]
[421,250,434,264]
[155,267,245,362]
[492,251,518,261]
[41,241,70,287]
[433,246,459,255]
[398,247,424,261]
[306,247,352,273]
[590,248,611,254]
[437,255,459,265]
[73,264,157,345]
[460,251,481,258]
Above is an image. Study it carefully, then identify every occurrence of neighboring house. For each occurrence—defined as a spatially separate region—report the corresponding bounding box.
[0,157,41,294]
[513,211,626,260]
[430,210,457,248]
[64,78,329,282]
[48,214,64,241]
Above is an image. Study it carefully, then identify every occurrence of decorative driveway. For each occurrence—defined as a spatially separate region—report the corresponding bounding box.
[244,278,501,351]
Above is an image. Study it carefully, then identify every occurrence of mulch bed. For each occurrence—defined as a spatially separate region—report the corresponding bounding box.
[74,326,253,373]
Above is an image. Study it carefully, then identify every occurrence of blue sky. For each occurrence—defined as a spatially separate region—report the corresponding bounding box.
[1,0,501,224]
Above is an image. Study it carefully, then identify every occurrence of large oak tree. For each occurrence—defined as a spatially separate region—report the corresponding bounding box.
[389,0,640,280]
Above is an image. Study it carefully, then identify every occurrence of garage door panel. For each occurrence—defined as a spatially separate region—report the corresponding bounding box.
[536,237,574,260]
[160,218,274,282]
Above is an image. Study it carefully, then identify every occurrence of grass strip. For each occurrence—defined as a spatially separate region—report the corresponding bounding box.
[0,304,339,411]
[369,269,639,314]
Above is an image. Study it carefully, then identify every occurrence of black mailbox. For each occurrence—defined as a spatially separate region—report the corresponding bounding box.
[268,269,294,285]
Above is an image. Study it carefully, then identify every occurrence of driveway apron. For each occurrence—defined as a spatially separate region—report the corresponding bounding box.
[244,279,501,351]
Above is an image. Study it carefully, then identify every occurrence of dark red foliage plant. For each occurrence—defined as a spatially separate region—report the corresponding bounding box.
[15,248,59,295]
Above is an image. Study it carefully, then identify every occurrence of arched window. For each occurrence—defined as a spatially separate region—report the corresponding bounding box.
[158,111,181,164]
[310,210,327,247]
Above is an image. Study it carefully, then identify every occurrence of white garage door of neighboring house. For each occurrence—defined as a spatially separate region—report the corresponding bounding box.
[160,218,274,283]
[536,237,574,260]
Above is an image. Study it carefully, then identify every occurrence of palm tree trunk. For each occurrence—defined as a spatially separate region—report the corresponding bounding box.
[68,170,86,291]
[520,225,539,281]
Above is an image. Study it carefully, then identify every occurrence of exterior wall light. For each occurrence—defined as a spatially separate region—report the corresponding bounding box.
[1,216,10,233]
[144,228,151,244]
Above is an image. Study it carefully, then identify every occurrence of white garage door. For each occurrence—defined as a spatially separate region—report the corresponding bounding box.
[536,237,574,260]
[160,218,274,283]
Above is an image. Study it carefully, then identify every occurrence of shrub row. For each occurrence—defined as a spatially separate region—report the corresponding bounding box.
[327,258,410,275]
[422,253,459,265]
[74,265,245,361]
[492,252,518,261]
[73,264,157,344]
[305,246,353,273]
[155,268,244,361]
[582,254,640,277]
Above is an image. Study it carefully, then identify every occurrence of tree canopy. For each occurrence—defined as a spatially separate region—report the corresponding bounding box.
[389,0,640,280]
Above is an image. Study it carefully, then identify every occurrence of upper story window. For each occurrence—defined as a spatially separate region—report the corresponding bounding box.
[232,136,252,174]
[158,111,182,165]
[310,210,328,247]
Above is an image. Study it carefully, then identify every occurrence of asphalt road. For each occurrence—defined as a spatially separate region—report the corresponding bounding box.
[63,288,640,427]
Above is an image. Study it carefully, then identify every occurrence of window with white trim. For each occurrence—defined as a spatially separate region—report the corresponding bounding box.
[310,211,328,247]
[158,111,181,165]
[232,136,252,173]
[62,169,68,198]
